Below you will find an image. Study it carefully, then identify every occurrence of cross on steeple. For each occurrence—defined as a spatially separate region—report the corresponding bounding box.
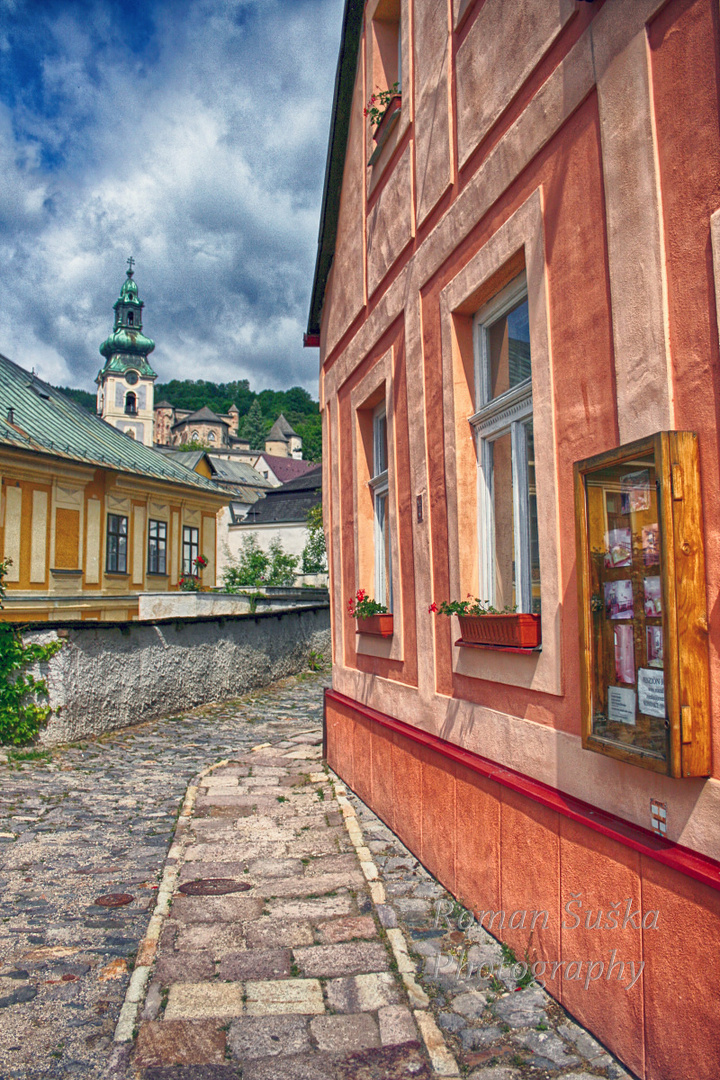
[127,256,135,276]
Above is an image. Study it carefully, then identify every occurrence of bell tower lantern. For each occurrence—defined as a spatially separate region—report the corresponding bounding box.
[96,258,157,446]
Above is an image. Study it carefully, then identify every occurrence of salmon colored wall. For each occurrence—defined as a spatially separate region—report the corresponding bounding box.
[326,695,720,1080]
[337,322,418,687]
[420,91,617,726]
[648,0,720,772]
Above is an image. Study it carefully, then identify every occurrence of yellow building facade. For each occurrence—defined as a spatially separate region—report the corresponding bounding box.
[0,354,226,622]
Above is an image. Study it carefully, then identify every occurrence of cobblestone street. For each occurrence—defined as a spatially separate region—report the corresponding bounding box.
[0,673,329,1079]
[1,673,634,1080]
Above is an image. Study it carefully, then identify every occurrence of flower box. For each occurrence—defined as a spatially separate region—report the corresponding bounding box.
[457,613,541,649]
[373,95,401,143]
[356,614,394,637]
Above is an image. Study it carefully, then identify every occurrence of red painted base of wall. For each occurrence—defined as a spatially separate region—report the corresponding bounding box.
[325,689,720,1080]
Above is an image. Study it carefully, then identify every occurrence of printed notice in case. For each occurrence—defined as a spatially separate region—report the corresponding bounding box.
[638,668,665,719]
[607,685,636,726]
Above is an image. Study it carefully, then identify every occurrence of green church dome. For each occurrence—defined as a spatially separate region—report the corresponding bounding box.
[98,259,157,376]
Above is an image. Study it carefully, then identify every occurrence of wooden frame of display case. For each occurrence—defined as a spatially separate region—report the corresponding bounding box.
[574,432,710,778]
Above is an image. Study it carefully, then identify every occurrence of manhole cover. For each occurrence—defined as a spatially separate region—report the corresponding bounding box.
[178,878,252,896]
[93,893,134,907]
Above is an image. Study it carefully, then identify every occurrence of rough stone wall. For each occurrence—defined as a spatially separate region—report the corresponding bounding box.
[24,607,330,746]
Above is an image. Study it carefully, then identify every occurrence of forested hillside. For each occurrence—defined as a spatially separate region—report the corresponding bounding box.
[56,379,322,461]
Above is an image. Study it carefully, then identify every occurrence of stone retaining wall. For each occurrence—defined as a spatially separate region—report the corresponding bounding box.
[23,606,331,746]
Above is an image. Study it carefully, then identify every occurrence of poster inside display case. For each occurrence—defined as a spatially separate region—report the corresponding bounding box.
[574,432,710,777]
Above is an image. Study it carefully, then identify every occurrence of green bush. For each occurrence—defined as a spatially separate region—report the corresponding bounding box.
[0,626,63,746]
[302,504,327,574]
[222,534,299,590]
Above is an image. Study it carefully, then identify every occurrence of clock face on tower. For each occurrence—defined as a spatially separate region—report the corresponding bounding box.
[126,371,139,386]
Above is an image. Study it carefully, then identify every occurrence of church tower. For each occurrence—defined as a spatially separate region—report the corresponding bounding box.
[96,258,157,446]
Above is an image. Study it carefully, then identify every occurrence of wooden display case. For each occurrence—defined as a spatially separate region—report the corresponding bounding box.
[574,432,710,777]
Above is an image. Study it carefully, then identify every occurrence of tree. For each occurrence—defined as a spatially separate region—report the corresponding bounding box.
[241,400,268,450]
[222,534,270,590]
[267,537,299,586]
[302,504,327,574]
[221,534,298,590]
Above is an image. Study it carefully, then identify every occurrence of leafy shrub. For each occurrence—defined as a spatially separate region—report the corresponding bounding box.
[222,534,299,590]
[0,626,63,746]
[302,504,327,574]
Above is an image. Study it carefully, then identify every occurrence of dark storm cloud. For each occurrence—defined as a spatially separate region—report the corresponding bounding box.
[0,0,343,393]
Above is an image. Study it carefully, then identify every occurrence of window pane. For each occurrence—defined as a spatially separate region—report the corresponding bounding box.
[525,421,541,615]
[491,431,515,609]
[374,490,392,611]
[488,298,531,401]
[374,412,387,477]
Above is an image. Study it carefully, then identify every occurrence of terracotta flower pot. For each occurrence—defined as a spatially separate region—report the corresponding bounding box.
[457,613,541,648]
[356,614,394,637]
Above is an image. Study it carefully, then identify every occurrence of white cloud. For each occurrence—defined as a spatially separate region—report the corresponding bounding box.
[0,0,343,394]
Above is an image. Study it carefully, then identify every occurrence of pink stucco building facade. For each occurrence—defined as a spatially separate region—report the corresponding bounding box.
[307,2,720,1077]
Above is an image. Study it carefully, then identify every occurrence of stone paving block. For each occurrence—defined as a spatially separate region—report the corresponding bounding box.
[377,1004,417,1046]
[557,1021,608,1061]
[517,1029,581,1067]
[303,854,359,876]
[140,1067,240,1080]
[134,1019,226,1066]
[169,895,263,924]
[491,987,547,1028]
[218,949,291,980]
[241,1051,338,1080]
[325,972,400,1013]
[392,898,432,924]
[245,978,325,1015]
[227,1014,310,1059]
[293,942,390,978]
[245,918,314,949]
[175,924,246,957]
[310,1013,380,1053]
[178,862,249,882]
[335,1041,432,1079]
[164,982,245,1020]
[267,896,354,921]
[288,834,349,857]
[467,1069,522,1080]
[460,1025,503,1050]
[155,952,215,984]
[451,991,488,1019]
[255,871,365,899]
[315,916,378,944]
[247,857,304,878]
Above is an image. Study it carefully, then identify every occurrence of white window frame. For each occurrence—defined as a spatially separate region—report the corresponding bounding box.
[370,402,392,611]
[471,273,536,614]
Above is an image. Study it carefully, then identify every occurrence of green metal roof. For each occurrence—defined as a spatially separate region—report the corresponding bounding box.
[0,352,225,497]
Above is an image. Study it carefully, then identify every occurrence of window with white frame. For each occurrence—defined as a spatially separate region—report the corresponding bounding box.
[370,403,392,611]
[182,525,199,575]
[471,273,540,614]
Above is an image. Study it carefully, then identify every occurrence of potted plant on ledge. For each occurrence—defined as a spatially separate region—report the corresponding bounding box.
[348,589,393,637]
[364,82,401,144]
[429,596,541,649]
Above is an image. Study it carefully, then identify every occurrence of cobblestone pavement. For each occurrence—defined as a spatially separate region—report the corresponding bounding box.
[118,723,636,1079]
[0,672,330,1080]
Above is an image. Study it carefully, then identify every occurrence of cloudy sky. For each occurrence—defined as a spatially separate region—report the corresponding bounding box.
[0,0,344,395]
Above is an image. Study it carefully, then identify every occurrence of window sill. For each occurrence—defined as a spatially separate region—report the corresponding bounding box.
[146,572,169,577]
[50,568,82,576]
[455,638,542,655]
[105,571,130,578]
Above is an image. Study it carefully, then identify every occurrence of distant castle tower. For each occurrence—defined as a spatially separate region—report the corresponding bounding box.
[96,258,157,446]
